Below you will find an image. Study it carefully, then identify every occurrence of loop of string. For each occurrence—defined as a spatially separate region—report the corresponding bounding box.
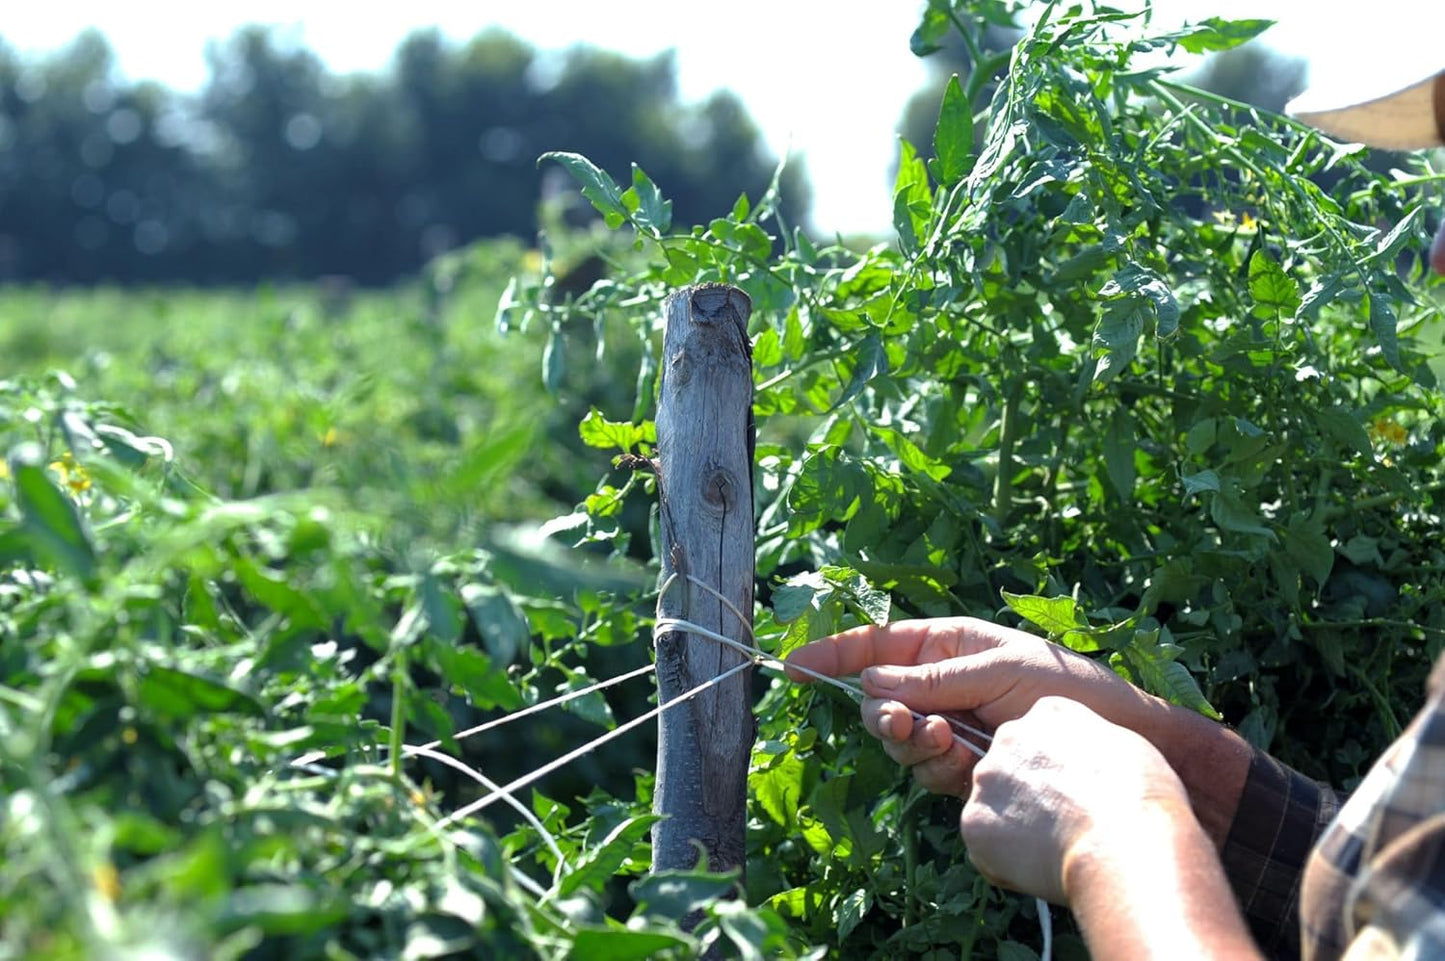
[654,572,991,758]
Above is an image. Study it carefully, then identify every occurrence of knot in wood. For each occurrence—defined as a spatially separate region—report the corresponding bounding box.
[668,349,692,387]
[702,467,737,511]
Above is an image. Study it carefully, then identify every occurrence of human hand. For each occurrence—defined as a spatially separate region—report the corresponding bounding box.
[784,617,1162,796]
[960,696,1193,905]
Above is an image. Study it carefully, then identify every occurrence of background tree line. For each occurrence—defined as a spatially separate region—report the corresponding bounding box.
[0,28,810,285]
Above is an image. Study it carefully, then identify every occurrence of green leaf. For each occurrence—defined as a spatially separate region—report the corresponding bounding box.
[1092,299,1146,384]
[540,151,627,229]
[892,138,932,255]
[930,74,974,186]
[625,163,672,235]
[831,333,888,412]
[1248,251,1300,320]
[461,583,529,665]
[568,927,691,960]
[1312,408,1372,458]
[752,327,782,367]
[822,565,892,625]
[1123,629,1220,718]
[1102,409,1136,500]
[1284,515,1334,586]
[772,574,825,624]
[1001,592,1087,635]
[909,4,952,56]
[1210,490,1276,541]
[1181,469,1220,496]
[137,664,265,720]
[1367,292,1404,370]
[631,870,738,921]
[578,409,656,453]
[1172,17,1273,53]
[559,815,661,897]
[752,753,804,828]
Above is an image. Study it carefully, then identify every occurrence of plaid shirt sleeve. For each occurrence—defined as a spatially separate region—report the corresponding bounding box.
[1297,654,1445,961]
[1220,747,1344,960]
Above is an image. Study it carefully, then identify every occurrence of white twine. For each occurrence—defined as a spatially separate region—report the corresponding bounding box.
[432,659,753,831]
[403,743,570,883]
[655,572,991,758]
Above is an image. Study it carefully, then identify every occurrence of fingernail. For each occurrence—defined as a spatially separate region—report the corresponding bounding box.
[866,666,902,691]
[877,713,895,740]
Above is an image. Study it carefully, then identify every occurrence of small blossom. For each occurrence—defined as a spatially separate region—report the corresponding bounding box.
[48,452,92,495]
[1368,417,1408,446]
[92,862,121,901]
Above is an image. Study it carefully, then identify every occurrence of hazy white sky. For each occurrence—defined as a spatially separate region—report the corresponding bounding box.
[4,2,1441,235]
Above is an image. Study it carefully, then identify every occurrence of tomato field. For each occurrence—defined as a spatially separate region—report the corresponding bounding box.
[4,5,1445,959]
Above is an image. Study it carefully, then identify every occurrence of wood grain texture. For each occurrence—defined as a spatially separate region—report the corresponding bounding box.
[651,283,756,880]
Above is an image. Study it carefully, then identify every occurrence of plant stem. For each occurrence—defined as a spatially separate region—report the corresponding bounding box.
[992,375,1023,530]
[390,647,407,782]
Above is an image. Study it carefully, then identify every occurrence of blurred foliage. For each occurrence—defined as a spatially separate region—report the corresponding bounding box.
[0,26,809,285]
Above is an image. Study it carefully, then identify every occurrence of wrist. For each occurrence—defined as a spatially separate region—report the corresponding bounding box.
[1061,790,1195,904]
[1130,696,1253,848]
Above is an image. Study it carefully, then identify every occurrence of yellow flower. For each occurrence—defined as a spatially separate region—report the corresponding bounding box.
[92,862,121,902]
[322,426,340,448]
[1240,211,1258,230]
[1368,417,1408,446]
[0,460,9,480]
[48,452,92,495]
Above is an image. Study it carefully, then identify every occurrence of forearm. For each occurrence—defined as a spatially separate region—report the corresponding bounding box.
[1118,694,1254,847]
[1064,802,1263,959]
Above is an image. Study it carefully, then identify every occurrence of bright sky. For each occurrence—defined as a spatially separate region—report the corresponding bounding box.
[4,2,1440,236]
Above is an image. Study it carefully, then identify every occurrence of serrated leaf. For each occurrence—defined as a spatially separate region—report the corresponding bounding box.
[1092,299,1146,384]
[630,870,737,920]
[560,814,661,897]
[1103,409,1136,500]
[1210,490,1276,540]
[540,151,628,228]
[578,409,656,453]
[628,163,672,236]
[567,927,691,959]
[931,74,974,186]
[831,333,887,412]
[772,576,824,624]
[1173,17,1273,53]
[752,753,804,828]
[1181,469,1220,495]
[1125,630,1220,718]
[1284,515,1334,586]
[461,583,529,665]
[892,139,932,255]
[1248,250,1300,320]
[1312,408,1372,458]
[1367,292,1404,370]
[909,5,951,56]
[1001,592,1086,635]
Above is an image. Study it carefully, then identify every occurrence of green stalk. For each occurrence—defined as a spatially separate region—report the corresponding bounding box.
[390,647,407,782]
[992,376,1023,529]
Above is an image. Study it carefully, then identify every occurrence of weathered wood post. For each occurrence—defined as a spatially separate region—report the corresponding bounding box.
[652,284,756,890]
